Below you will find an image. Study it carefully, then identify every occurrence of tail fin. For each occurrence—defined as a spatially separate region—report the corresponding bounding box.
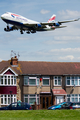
[48,14,56,23]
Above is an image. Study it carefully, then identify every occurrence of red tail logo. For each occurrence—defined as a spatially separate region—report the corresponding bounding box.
[48,15,56,22]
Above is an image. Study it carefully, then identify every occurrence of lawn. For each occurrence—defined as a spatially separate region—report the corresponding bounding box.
[0,110,80,120]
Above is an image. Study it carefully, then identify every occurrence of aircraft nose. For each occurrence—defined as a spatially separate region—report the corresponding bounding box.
[1,14,5,19]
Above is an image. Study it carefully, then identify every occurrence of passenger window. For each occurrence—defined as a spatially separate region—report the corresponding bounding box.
[64,104,68,107]
[62,104,66,107]
[21,103,26,107]
[11,103,17,107]
[17,103,25,107]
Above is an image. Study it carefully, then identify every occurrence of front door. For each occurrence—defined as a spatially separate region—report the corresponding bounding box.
[40,96,51,109]
[56,96,64,104]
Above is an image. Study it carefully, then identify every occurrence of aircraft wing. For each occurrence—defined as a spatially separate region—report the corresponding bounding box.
[58,18,80,24]
[24,23,36,26]
[41,18,80,25]
[23,23,47,28]
[24,22,56,27]
[24,18,80,27]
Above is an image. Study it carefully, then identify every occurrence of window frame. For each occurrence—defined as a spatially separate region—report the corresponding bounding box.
[0,75,16,86]
[42,76,50,86]
[24,76,39,86]
[54,76,62,86]
[29,77,36,86]
[24,76,29,85]
[1,94,17,105]
[66,76,80,86]
[67,94,80,102]
[24,94,39,105]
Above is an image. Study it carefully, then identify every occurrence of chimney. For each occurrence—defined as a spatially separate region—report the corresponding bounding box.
[11,56,18,66]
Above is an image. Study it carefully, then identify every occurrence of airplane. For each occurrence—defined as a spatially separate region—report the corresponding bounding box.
[1,12,80,34]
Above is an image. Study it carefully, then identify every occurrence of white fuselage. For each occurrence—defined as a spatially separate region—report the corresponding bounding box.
[1,12,39,29]
[1,12,53,32]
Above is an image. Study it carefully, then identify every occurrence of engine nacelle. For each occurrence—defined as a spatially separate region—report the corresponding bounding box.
[35,24,42,28]
[53,23,60,26]
[4,26,13,32]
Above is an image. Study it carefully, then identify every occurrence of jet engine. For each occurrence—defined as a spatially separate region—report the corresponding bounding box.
[35,24,42,28]
[53,23,60,26]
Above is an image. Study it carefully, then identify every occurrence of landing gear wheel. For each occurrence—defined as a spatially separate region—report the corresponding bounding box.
[7,25,9,30]
[27,31,30,34]
[20,30,23,34]
[4,28,7,31]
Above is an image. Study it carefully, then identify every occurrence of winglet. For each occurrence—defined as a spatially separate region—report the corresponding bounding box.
[75,18,80,21]
[48,14,56,23]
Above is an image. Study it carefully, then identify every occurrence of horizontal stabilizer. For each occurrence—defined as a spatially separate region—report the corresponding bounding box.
[52,26,67,29]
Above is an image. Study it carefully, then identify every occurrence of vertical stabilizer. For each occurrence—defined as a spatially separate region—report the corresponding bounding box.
[48,14,56,23]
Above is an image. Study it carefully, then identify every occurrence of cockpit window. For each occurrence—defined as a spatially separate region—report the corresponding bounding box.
[5,12,9,14]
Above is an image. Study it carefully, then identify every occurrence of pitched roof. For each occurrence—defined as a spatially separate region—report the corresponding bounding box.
[0,60,80,75]
[17,61,80,75]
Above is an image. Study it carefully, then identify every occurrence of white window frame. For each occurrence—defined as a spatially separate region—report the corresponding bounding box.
[54,76,62,86]
[24,76,29,85]
[67,94,80,102]
[42,76,50,86]
[1,94,17,105]
[24,94,39,105]
[24,76,39,86]
[0,75,16,86]
[29,77,37,86]
[66,76,80,86]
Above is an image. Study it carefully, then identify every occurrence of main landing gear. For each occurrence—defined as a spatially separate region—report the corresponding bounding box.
[26,31,30,34]
[20,30,24,34]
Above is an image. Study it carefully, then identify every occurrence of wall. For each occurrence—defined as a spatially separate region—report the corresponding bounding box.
[66,86,80,94]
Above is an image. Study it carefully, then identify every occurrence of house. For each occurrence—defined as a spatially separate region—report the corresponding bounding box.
[0,56,80,109]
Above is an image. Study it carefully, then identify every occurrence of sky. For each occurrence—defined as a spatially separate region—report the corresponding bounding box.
[0,0,80,62]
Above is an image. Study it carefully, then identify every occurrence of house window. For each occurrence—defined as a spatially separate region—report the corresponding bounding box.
[37,78,39,85]
[67,94,80,102]
[29,79,36,85]
[0,75,16,86]
[24,76,39,86]
[24,76,28,85]
[42,76,50,86]
[54,76,62,86]
[66,76,80,86]
[24,94,39,105]
[24,95,28,103]
[1,94,16,105]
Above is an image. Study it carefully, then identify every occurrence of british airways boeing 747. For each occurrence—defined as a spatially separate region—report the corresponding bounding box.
[1,12,80,34]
